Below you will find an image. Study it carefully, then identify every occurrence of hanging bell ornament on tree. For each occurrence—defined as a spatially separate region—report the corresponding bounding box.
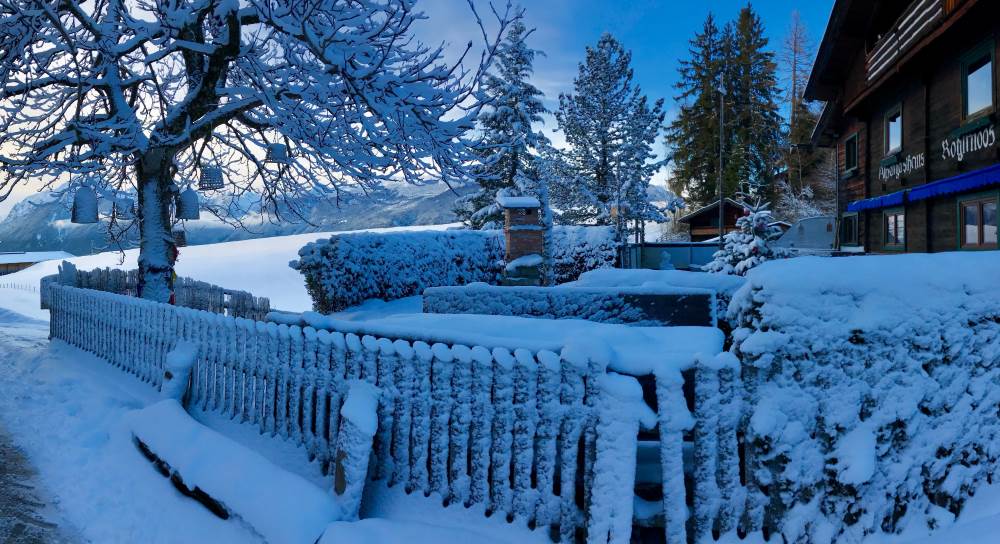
[199,166,225,191]
[71,186,99,224]
[175,187,200,220]
[265,143,289,163]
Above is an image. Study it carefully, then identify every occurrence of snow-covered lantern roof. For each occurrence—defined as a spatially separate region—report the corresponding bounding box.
[265,143,289,164]
[71,186,99,224]
[175,187,200,220]
[199,166,224,191]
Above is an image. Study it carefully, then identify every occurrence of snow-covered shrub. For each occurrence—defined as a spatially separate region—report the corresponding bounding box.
[729,253,1000,542]
[423,283,715,326]
[291,230,505,313]
[550,225,617,284]
[292,226,616,312]
[704,201,787,276]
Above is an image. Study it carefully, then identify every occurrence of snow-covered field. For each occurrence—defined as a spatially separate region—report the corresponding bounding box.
[2,233,1000,543]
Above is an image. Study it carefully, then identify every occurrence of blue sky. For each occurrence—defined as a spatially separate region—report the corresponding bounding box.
[419,0,836,161]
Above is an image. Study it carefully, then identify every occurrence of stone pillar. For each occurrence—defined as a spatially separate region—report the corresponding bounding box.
[499,196,544,286]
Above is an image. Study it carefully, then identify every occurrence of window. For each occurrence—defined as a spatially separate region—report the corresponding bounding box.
[960,197,998,248]
[841,213,859,246]
[962,42,994,119]
[884,210,905,248]
[844,133,859,174]
[885,106,902,155]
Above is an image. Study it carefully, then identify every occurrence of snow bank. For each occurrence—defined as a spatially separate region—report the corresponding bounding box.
[729,252,1000,542]
[126,400,339,544]
[423,283,715,326]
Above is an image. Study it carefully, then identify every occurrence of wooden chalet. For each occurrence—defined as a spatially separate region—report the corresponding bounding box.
[678,198,747,242]
[807,0,1000,252]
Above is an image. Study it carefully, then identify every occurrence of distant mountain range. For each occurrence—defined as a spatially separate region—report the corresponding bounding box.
[0,182,470,256]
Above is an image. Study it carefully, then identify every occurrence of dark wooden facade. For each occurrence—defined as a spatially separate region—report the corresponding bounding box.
[808,0,1000,253]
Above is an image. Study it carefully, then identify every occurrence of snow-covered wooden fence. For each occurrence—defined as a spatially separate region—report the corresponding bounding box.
[41,267,270,321]
[47,282,711,543]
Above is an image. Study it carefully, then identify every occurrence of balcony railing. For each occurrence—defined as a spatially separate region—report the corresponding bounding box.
[866,0,945,82]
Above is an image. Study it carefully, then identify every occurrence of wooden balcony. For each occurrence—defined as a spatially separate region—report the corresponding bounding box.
[866,0,945,82]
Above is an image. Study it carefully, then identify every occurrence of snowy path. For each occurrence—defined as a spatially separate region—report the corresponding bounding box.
[0,421,79,544]
[0,308,264,543]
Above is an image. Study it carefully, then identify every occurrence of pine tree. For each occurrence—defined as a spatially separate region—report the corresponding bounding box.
[668,7,783,208]
[704,200,787,275]
[667,14,729,206]
[728,5,783,202]
[456,21,549,230]
[553,33,671,229]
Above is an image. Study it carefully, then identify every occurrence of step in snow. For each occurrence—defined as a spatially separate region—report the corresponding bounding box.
[125,400,340,544]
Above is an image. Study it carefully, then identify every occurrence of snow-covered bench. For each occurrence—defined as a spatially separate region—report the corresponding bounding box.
[127,385,379,544]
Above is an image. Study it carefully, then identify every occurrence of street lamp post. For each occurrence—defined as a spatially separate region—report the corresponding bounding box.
[718,82,726,249]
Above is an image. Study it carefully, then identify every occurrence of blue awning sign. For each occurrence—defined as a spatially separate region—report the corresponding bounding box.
[846,162,1000,212]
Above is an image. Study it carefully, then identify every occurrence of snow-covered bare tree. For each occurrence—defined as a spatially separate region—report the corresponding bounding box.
[0,0,513,301]
[553,33,673,230]
[455,19,548,230]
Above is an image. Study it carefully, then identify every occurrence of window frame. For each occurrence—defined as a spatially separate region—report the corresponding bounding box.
[882,207,905,251]
[843,132,859,177]
[957,191,999,250]
[840,212,860,247]
[961,40,996,122]
[884,104,903,156]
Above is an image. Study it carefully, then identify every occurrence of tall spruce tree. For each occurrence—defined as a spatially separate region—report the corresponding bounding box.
[553,34,669,228]
[728,5,783,201]
[667,13,728,206]
[456,21,549,230]
[668,6,783,207]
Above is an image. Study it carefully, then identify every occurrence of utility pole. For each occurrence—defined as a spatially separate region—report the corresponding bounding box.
[718,80,726,249]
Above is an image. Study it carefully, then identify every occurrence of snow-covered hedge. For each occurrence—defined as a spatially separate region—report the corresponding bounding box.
[291,230,505,313]
[423,283,715,327]
[550,226,617,284]
[729,253,1000,542]
[292,226,617,312]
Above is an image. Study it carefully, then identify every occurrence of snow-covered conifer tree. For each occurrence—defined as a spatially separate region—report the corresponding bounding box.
[0,1,514,302]
[704,200,787,275]
[553,34,676,230]
[455,20,549,230]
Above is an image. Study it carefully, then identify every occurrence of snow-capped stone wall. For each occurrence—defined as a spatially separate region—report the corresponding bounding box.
[423,283,716,327]
[291,227,618,312]
[729,253,1000,542]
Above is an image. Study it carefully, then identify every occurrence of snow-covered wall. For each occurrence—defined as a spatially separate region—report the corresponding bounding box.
[423,283,716,327]
[729,253,1000,542]
[291,227,618,313]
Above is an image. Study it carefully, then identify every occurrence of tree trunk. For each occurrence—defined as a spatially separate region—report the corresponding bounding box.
[136,147,177,303]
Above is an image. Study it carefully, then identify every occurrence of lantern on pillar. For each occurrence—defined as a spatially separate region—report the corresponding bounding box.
[71,186,99,224]
[175,187,200,220]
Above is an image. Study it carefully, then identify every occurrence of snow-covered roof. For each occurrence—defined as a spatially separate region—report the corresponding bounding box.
[678,198,749,224]
[0,251,75,265]
[496,196,540,209]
